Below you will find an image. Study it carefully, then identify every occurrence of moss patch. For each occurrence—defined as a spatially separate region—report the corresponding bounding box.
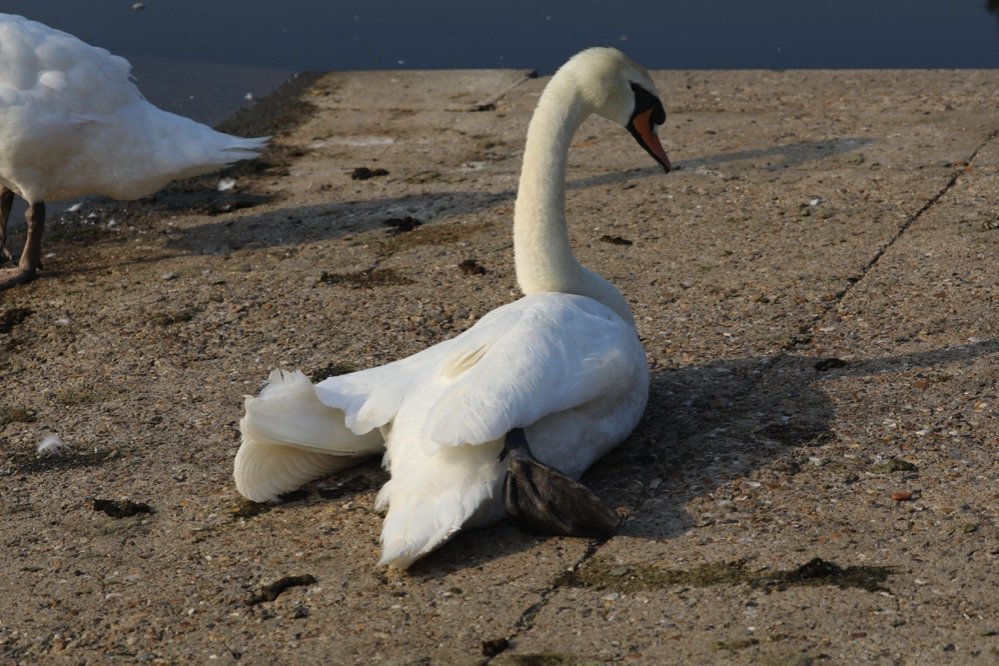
[91,498,154,518]
[499,655,598,666]
[0,405,36,426]
[9,449,111,475]
[372,221,490,258]
[318,267,414,289]
[247,574,317,606]
[231,500,272,520]
[0,308,32,334]
[563,556,893,594]
[716,638,760,651]
[869,457,918,473]
[149,306,203,327]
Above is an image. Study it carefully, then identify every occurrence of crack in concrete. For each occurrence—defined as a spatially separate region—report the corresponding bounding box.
[491,126,998,658]
[466,69,539,112]
[488,539,604,661]
[820,126,999,322]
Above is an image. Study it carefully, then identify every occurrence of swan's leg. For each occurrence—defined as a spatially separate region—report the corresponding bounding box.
[0,187,14,262]
[0,200,44,290]
[500,428,621,537]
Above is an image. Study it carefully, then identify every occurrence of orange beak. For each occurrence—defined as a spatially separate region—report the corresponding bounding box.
[628,108,671,173]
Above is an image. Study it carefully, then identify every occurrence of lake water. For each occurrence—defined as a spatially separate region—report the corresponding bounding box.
[3,0,998,124]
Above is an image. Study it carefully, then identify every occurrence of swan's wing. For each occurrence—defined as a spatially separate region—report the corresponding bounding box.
[424,295,645,450]
[315,295,642,449]
[0,14,139,112]
[314,345,446,434]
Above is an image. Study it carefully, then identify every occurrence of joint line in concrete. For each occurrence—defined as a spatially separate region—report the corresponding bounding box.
[826,127,999,316]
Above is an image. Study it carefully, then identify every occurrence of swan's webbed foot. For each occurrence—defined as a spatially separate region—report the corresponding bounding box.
[0,266,37,290]
[0,200,45,291]
[500,428,621,537]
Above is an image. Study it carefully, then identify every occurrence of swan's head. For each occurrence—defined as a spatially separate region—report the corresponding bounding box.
[562,47,672,172]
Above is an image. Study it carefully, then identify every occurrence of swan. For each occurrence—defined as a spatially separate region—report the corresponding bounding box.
[0,13,268,290]
[235,47,671,569]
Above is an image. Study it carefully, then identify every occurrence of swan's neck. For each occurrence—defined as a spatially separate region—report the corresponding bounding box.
[513,77,636,326]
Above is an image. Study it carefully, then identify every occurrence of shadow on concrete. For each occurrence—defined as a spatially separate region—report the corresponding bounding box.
[404,337,996,571]
[163,137,871,256]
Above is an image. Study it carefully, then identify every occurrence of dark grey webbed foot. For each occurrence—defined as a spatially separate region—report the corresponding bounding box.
[501,428,621,537]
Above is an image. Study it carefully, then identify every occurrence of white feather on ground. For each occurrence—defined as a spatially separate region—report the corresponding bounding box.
[36,433,68,456]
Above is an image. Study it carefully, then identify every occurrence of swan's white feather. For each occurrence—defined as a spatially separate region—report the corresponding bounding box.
[235,369,384,502]
[0,13,268,204]
[233,439,359,504]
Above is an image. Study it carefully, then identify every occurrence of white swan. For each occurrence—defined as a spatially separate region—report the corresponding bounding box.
[235,47,671,569]
[0,13,268,289]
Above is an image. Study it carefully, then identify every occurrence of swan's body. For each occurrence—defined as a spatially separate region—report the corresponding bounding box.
[0,13,268,289]
[239,295,648,565]
[236,47,671,568]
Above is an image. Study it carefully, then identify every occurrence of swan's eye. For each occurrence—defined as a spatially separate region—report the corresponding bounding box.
[629,82,665,127]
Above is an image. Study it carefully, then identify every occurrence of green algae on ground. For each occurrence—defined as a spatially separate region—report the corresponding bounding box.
[0,307,32,334]
[716,638,760,651]
[481,638,510,658]
[0,405,35,425]
[247,574,317,606]
[869,457,918,473]
[765,557,892,592]
[9,449,111,475]
[498,655,602,666]
[561,558,752,593]
[372,220,493,258]
[91,498,154,518]
[149,306,203,326]
[231,499,271,520]
[564,556,893,594]
[318,267,414,289]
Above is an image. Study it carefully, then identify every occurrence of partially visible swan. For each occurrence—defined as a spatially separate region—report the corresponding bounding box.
[235,47,671,569]
[0,14,268,289]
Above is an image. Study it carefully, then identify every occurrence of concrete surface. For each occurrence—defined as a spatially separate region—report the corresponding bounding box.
[0,67,996,664]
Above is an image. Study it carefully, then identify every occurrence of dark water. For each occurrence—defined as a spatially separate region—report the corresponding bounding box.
[3,1,998,123]
[8,0,999,71]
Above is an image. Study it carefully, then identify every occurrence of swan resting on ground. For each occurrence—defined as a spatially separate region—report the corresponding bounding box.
[235,47,672,569]
[0,13,268,290]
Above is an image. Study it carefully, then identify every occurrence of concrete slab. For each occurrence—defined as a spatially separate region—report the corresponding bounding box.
[0,66,996,664]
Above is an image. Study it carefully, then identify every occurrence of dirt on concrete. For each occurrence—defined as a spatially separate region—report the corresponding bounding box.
[0,67,996,664]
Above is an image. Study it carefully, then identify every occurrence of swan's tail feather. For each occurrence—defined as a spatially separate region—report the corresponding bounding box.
[234,439,358,503]
[234,369,384,502]
[219,135,270,161]
[140,106,270,183]
[179,131,268,176]
[377,495,464,569]
[377,441,505,569]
